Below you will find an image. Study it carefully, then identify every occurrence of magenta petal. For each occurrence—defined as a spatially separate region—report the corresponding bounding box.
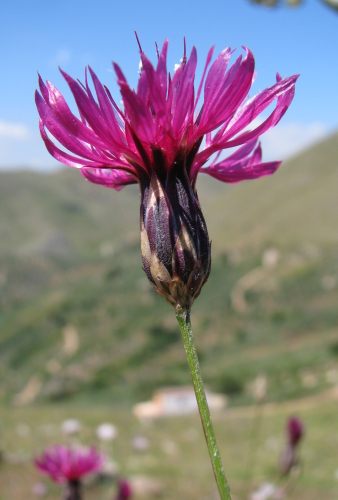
[141,53,166,119]
[202,140,281,183]
[210,138,258,167]
[39,120,132,172]
[219,74,299,147]
[119,82,155,143]
[88,66,126,147]
[113,62,128,84]
[137,69,149,101]
[39,120,96,168]
[172,46,198,135]
[38,73,50,104]
[36,39,298,196]
[81,167,136,189]
[203,47,232,108]
[194,45,215,117]
[204,158,281,183]
[43,79,110,150]
[60,69,116,147]
[197,48,255,136]
[36,91,104,161]
[156,39,169,97]
[35,445,105,484]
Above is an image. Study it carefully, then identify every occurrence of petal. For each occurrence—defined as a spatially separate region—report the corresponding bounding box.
[141,53,167,119]
[197,48,255,136]
[119,82,156,143]
[219,74,299,147]
[113,62,128,84]
[136,68,149,101]
[36,92,104,161]
[202,47,233,113]
[191,73,298,179]
[88,66,126,147]
[39,120,132,171]
[202,141,281,183]
[81,167,137,189]
[60,69,118,148]
[156,39,169,97]
[194,46,214,114]
[172,46,197,136]
[41,77,109,150]
[38,73,50,103]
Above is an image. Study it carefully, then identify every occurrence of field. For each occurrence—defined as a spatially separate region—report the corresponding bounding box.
[0,132,338,498]
[1,395,338,499]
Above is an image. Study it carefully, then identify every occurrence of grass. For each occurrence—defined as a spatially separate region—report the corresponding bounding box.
[0,133,338,496]
[0,241,338,407]
[1,394,338,499]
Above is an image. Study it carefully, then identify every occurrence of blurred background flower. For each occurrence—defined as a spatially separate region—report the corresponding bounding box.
[279,416,304,476]
[35,445,105,499]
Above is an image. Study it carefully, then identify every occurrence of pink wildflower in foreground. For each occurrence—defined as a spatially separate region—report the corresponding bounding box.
[36,37,298,311]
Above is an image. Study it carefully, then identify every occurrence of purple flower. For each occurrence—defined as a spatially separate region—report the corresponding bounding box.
[279,417,304,476]
[35,445,104,484]
[116,479,132,500]
[287,416,304,447]
[36,37,298,310]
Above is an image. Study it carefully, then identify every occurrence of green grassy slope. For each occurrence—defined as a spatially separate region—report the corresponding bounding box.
[0,131,337,408]
[200,130,338,253]
[0,169,140,259]
[1,130,337,258]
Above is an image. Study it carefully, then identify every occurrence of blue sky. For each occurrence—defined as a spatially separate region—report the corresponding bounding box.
[0,0,337,169]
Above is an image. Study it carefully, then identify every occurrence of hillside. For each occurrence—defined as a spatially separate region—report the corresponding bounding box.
[0,131,337,408]
[202,130,338,253]
[1,131,338,258]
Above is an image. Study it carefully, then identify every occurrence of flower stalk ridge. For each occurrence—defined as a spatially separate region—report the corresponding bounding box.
[35,445,104,500]
[36,37,298,311]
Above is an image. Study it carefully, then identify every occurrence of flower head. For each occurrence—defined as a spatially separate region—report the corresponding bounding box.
[287,416,304,447]
[36,37,298,310]
[61,419,81,436]
[35,445,104,484]
[96,423,117,441]
[116,479,132,500]
[279,416,304,476]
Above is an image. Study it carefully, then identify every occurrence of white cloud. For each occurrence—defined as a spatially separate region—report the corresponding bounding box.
[0,121,58,170]
[0,120,30,139]
[50,48,71,67]
[260,122,328,161]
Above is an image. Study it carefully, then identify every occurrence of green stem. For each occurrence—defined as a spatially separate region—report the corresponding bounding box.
[176,308,231,500]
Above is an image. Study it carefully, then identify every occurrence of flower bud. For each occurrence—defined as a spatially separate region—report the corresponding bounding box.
[140,153,211,311]
[288,416,304,447]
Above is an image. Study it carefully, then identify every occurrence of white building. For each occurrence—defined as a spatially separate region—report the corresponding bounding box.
[133,386,227,419]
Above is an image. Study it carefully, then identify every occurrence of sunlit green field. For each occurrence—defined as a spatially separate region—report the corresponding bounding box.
[1,394,338,500]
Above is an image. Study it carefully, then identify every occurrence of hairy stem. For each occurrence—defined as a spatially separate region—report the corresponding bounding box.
[176,307,231,500]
